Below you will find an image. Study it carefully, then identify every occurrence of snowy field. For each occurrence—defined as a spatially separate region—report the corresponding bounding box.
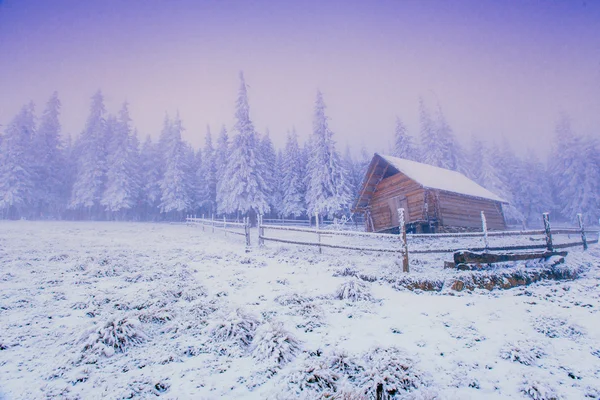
[1,221,599,399]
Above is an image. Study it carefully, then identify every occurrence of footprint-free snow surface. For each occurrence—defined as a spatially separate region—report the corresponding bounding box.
[0,221,599,399]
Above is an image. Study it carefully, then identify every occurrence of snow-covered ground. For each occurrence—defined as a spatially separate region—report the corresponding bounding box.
[0,221,599,399]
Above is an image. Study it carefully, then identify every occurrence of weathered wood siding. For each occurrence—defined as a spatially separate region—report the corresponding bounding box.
[369,173,425,232]
[436,191,506,230]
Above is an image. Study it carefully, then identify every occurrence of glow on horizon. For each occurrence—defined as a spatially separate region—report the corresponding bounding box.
[0,0,599,155]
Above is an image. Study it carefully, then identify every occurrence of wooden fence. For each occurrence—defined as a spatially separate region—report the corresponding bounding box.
[257,211,598,273]
[186,216,251,247]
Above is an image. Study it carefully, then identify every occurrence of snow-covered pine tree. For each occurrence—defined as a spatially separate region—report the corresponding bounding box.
[305,91,351,219]
[201,126,217,216]
[433,104,463,172]
[392,117,418,161]
[139,135,162,220]
[218,72,270,220]
[101,103,141,219]
[159,114,194,218]
[259,130,278,216]
[559,134,600,224]
[513,149,552,225]
[418,98,440,166]
[472,139,524,224]
[281,129,306,218]
[274,149,285,217]
[215,125,229,215]
[0,102,37,219]
[69,91,108,218]
[343,146,363,212]
[32,92,66,218]
[194,146,206,214]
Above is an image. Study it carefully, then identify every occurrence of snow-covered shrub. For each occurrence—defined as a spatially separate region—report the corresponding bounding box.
[275,293,312,306]
[81,316,148,357]
[534,316,584,339]
[207,309,260,349]
[279,355,341,398]
[137,307,176,324]
[250,322,302,366]
[333,267,358,278]
[356,347,429,398]
[500,340,545,366]
[520,378,560,400]
[275,347,430,399]
[334,278,373,302]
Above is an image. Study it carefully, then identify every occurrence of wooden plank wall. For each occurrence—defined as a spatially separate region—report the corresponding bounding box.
[370,173,424,232]
[436,191,506,230]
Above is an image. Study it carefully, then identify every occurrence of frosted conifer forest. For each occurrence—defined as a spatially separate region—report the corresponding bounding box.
[1,1,600,399]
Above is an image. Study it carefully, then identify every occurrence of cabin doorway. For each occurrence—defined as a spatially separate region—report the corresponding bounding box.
[388,195,408,228]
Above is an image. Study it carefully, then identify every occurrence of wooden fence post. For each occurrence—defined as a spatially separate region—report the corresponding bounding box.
[481,211,489,252]
[245,216,251,248]
[543,212,553,252]
[398,208,409,273]
[315,212,322,254]
[577,213,588,251]
[259,214,265,247]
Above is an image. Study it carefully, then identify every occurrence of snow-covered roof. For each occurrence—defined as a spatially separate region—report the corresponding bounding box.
[377,154,507,203]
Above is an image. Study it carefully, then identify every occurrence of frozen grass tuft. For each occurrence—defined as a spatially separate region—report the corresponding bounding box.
[520,378,560,400]
[534,316,584,339]
[357,347,429,398]
[334,278,374,302]
[81,316,148,357]
[207,308,260,349]
[499,340,545,366]
[274,346,430,399]
[250,322,302,366]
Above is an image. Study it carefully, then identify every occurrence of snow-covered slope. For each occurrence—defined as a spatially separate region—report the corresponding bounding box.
[0,221,598,399]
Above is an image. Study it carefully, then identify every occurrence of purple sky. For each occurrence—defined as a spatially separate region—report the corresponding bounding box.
[1,0,599,156]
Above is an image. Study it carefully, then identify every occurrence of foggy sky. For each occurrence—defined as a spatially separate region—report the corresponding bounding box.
[1,0,599,156]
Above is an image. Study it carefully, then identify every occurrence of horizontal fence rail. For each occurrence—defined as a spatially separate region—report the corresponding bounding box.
[186,216,251,246]
[257,211,597,272]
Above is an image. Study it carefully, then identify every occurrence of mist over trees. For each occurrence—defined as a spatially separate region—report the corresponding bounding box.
[0,75,598,226]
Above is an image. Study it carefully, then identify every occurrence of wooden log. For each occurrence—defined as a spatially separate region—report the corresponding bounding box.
[453,250,568,265]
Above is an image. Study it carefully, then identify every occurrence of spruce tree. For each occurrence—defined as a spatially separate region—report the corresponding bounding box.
[305,91,351,219]
[218,72,269,219]
[139,135,162,220]
[0,103,36,218]
[215,125,229,214]
[33,92,65,218]
[392,117,418,161]
[69,91,108,217]
[281,130,306,218]
[159,114,193,218]
[202,126,217,215]
[259,130,278,215]
[101,103,140,218]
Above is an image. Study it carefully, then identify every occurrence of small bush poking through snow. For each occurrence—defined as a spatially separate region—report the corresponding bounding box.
[275,347,430,399]
[207,309,260,348]
[534,316,584,339]
[499,340,545,366]
[333,267,358,277]
[280,355,341,398]
[250,322,302,366]
[81,316,148,357]
[334,278,373,302]
[520,378,560,400]
[357,347,429,398]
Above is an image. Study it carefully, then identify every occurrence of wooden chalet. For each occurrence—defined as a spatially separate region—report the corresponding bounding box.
[353,154,508,233]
